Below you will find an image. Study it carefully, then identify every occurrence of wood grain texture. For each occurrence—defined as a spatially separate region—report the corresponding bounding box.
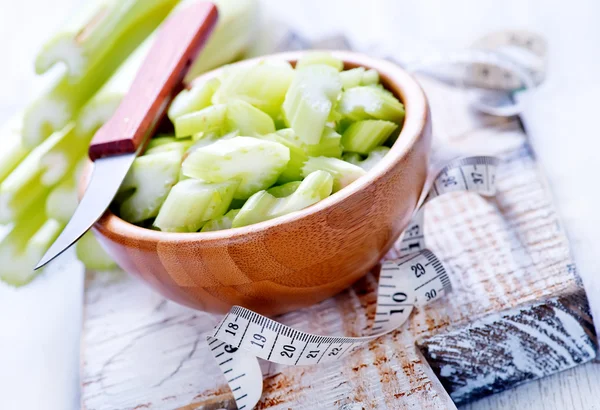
[82,73,596,409]
[88,2,218,160]
[90,51,432,316]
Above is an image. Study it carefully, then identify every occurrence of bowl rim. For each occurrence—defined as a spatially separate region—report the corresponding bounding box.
[93,50,430,242]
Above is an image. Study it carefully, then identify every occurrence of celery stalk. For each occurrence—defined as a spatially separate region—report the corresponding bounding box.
[182,136,290,199]
[343,146,390,171]
[24,0,179,147]
[175,105,227,138]
[168,78,220,122]
[76,231,117,271]
[232,170,333,228]
[338,86,405,123]
[267,181,302,198]
[296,52,344,71]
[0,113,31,184]
[302,156,366,192]
[339,68,380,90]
[45,169,78,224]
[144,139,193,156]
[200,208,240,232]
[259,131,307,183]
[225,100,276,136]
[282,64,342,145]
[341,120,397,154]
[305,126,342,158]
[154,179,238,232]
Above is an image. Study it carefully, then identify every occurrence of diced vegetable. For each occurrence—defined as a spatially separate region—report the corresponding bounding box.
[200,209,240,232]
[260,131,307,183]
[342,120,397,154]
[282,64,342,145]
[232,170,333,227]
[154,179,238,232]
[144,139,193,156]
[338,86,405,123]
[175,104,227,138]
[212,61,294,118]
[225,100,275,136]
[296,52,344,71]
[339,67,380,90]
[76,231,117,271]
[302,156,366,192]
[182,136,290,199]
[168,78,220,122]
[267,181,302,198]
[343,146,390,171]
[305,126,342,158]
[117,150,183,223]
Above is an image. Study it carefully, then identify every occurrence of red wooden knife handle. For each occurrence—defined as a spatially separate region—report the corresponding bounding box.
[88,1,218,161]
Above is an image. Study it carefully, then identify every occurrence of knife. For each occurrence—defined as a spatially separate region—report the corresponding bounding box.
[35,1,219,270]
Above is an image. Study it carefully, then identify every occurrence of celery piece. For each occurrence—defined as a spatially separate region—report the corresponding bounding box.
[186,0,259,80]
[282,64,342,145]
[259,130,307,183]
[225,100,276,136]
[362,69,380,86]
[117,150,183,223]
[338,86,405,123]
[39,123,89,186]
[339,68,380,90]
[200,209,240,232]
[343,146,390,171]
[305,126,343,158]
[24,0,179,147]
[154,179,238,232]
[0,124,79,223]
[296,52,344,72]
[174,104,227,138]
[232,170,333,228]
[76,231,117,271]
[46,171,78,224]
[168,78,220,122]
[212,61,294,118]
[267,181,302,198]
[146,136,178,150]
[0,113,31,184]
[302,156,366,192]
[0,211,62,286]
[182,136,290,199]
[144,139,193,156]
[342,120,398,154]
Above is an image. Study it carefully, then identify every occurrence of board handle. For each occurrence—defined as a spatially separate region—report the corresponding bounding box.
[88,1,218,161]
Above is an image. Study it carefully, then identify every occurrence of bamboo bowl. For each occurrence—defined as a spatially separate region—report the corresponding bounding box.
[89,51,432,316]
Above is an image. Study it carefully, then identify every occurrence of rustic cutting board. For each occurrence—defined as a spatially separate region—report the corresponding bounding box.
[80,68,597,409]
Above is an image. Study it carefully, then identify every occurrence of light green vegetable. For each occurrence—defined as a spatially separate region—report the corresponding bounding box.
[339,67,380,89]
[305,126,342,158]
[76,231,117,271]
[338,86,405,123]
[144,139,193,156]
[0,113,31,184]
[302,156,366,192]
[282,64,342,145]
[259,131,307,183]
[200,208,240,232]
[182,136,290,199]
[168,78,220,122]
[343,146,390,171]
[175,104,227,138]
[117,150,183,223]
[225,99,276,136]
[341,120,397,154]
[232,170,333,228]
[45,169,78,224]
[296,52,344,71]
[154,179,238,232]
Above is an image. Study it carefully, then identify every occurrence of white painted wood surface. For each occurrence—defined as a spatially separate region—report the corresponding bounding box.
[2,0,600,409]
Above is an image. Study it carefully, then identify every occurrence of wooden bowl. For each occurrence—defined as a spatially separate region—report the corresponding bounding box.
[90,51,432,316]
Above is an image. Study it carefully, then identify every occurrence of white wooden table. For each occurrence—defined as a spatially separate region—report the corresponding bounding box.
[1,0,599,409]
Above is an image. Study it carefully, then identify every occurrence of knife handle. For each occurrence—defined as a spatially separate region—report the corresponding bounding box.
[88,1,218,161]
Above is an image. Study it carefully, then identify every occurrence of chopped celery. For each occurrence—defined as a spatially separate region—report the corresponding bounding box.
[0,124,79,223]
[212,61,294,118]
[338,86,405,123]
[232,170,333,227]
[144,139,193,156]
[296,52,344,71]
[46,170,78,224]
[182,136,290,199]
[186,0,259,80]
[259,131,307,183]
[343,146,390,171]
[0,113,31,184]
[168,78,220,122]
[225,100,276,136]
[154,179,238,232]
[117,150,183,223]
[200,209,240,232]
[341,120,397,154]
[24,0,179,147]
[76,231,117,271]
[339,68,380,90]
[305,126,342,158]
[146,135,178,150]
[174,104,227,138]
[268,181,302,198]
[302,156,366,192]
[39,123,89,186]
[282,64,342,145]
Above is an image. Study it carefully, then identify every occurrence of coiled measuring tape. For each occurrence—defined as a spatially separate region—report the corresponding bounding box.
[207,156,499,409]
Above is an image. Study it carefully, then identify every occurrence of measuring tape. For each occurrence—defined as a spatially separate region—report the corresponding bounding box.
[206,156,499,409]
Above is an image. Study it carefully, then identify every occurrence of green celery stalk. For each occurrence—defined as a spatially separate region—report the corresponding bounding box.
[200,208,240,232]
[302,156,366,192]
[76,231,117,271]
[338,86,405,123]
[24,0,179,148]
[341,120,397,154]
[343,146,390,171]
[0,113,31,184]
[296,52,344,71]
[168,78,221,122]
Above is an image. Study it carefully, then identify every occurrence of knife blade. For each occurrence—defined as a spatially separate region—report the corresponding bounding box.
[35,1,219,270]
